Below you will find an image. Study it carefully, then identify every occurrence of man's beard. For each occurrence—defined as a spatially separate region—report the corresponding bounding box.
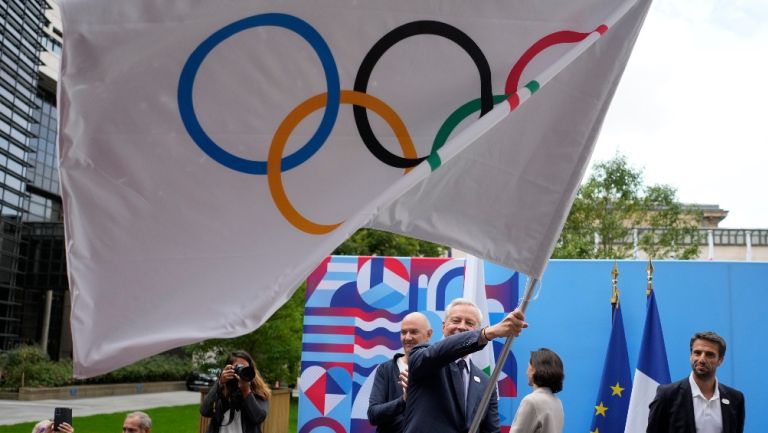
[692,361,715,380]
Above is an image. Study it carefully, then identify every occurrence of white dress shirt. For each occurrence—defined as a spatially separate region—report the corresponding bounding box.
[689,373,723,433]
[397,355,408,373]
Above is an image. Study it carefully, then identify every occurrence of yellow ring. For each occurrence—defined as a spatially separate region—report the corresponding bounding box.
[268,90,417,235]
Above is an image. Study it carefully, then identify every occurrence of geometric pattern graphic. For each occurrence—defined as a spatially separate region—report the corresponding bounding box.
[357,257,411,313]
[300,366,351,416]
[299,256,519,433]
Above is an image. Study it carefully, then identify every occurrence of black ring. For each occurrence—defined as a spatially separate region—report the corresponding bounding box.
[353,21,494,169]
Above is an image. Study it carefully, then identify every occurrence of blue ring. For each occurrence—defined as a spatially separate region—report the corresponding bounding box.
[178,13,340,175]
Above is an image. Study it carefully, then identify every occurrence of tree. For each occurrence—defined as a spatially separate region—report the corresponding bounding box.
[332,228,446,257]
[552,154,701,259]
[187,230,446,385]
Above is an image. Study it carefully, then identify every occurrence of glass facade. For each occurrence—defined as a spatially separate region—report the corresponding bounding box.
[20,87,67,355]
[0,0,70,357]
[0,0,44,350]
[28,89,59,198]
[0,0,70,358]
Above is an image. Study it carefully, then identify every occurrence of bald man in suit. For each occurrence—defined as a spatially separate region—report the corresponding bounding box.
[368,312,433,433]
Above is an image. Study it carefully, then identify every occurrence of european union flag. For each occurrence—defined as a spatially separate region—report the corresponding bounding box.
[589,298,632,433]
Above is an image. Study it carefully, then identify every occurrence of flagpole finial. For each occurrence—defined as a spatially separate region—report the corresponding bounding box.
[611,261,619,305]
[646,257,654,296]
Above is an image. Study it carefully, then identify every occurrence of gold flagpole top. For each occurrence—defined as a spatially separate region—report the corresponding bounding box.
[611,262,619,305]
[646,258,654,296]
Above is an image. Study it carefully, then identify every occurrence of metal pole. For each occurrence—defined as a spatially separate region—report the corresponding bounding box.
[468,277,539,433]
[40,290,53,354]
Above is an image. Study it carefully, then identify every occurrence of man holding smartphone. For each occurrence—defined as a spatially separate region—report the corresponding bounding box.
[32,419,74,433]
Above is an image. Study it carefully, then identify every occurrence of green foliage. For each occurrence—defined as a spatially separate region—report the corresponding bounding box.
[82,355,192,385]
[0,346,191,389]
[0,404,199,433]
[333,228,447,257]
[553,154,702,259]
[0,345,70,388]
[638,185,702,259]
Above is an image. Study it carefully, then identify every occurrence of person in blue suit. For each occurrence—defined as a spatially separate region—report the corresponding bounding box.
[368,312,433,433]
[402,299,527,433]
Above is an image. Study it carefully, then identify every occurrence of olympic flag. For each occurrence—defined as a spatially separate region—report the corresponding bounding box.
[58,0,652,376]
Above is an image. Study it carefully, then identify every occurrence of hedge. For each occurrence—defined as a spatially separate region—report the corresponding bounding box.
[0,346,192,389]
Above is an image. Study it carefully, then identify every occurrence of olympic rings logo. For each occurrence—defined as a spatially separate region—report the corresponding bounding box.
[178,13,607,235]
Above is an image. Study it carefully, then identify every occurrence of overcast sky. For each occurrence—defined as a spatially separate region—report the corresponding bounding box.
[590,0,768,228]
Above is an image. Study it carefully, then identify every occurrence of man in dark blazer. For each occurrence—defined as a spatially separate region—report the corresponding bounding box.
[647,331,745,433]
[368,312,433,433]
[402,299,527,433]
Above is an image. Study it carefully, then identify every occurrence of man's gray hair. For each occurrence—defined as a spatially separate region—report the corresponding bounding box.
[126,411,152,431]
[445,298,483,323]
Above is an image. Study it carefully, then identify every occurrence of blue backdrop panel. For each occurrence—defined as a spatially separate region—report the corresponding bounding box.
[513,260,767,433]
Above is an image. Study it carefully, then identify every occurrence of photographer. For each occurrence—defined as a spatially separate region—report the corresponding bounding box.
[200,351,271,433]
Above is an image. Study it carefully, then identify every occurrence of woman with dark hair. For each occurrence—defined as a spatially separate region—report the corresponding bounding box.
[509,348,565,433]
[201,350,271,433]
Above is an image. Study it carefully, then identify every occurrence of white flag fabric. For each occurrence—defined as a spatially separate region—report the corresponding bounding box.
[462,255,494,373]
[58,0,651,376]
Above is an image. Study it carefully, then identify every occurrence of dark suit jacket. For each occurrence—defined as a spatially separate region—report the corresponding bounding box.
[404,330,499,433]
[647,377,745,433]
[368,353,407,433]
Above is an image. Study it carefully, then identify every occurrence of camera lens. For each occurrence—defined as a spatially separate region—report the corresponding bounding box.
[234,365,255,382]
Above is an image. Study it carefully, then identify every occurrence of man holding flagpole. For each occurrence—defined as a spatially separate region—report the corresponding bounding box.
[646,331,745,433]
[403,299,527,433]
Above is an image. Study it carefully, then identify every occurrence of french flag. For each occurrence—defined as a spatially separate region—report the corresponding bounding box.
[624,288,671,433]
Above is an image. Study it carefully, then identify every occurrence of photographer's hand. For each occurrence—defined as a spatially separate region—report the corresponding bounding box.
[219,364,236,385]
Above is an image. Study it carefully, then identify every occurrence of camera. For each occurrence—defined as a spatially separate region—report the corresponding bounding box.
[226,364,256,397]
[233,364,256,382]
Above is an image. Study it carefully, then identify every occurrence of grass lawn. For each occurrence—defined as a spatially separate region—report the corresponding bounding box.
[0,398,299,433]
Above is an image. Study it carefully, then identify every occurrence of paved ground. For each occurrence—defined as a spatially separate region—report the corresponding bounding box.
[0,391,200,425]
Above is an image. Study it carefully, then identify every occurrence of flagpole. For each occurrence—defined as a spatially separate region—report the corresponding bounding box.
[468,276,539,433]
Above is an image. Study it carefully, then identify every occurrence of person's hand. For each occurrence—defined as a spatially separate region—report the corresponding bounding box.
[486,309,527,340]
[219,364,238,385]
[38,421,53,433]
[398,370,408,401]
[55,422,74,433]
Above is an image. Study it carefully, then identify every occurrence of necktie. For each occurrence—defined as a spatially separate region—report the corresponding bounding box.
[457,359,469,417]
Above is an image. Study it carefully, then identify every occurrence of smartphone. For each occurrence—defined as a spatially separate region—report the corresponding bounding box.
[53,407,72,431]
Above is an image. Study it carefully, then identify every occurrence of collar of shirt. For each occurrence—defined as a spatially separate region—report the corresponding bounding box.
[688,373,723,433]
[689,372,720,401]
